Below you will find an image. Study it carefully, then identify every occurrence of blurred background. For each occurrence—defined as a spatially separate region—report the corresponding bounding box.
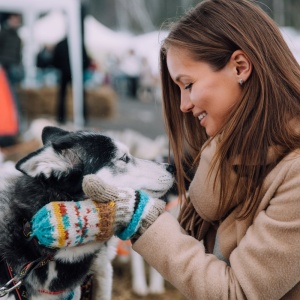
[0,0,299,299]
[0,0,299,145]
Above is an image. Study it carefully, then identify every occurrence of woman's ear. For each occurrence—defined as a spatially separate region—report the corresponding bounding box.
[231,50,252,83]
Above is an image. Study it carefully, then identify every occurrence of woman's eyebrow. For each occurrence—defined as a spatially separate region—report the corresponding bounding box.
[175,74,185,82]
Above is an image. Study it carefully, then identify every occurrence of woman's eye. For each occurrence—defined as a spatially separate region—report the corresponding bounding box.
[184,83,193,91]
[119,154,129,163]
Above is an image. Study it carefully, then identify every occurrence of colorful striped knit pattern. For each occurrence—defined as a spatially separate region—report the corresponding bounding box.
[30,199,115,248]
[117,191,150,240]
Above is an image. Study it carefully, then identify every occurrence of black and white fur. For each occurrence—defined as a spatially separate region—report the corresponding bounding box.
[0,126,174,300]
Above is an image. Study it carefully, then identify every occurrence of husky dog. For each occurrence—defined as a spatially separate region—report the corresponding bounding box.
[0,126,174,300]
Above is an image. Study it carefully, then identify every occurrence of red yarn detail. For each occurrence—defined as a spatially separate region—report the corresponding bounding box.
[38,289,65,295]
[58,203,67,215]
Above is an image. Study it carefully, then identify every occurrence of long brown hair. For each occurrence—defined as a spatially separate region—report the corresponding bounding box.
[160,0,300,220]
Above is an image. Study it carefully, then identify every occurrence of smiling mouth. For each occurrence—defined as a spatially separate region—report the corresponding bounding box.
[198,112,207,121]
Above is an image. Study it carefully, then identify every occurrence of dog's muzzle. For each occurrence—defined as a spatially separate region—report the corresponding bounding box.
[166,164,176,174]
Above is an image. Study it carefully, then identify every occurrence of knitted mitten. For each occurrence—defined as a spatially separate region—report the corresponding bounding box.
[83,175,166,241]
[30,176,166,248]
[30,199,115,248]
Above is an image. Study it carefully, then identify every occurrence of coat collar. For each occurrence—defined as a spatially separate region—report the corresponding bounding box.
[188,137,281,222]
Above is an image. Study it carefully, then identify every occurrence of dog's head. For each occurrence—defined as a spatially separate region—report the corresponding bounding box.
[16,126,174,198]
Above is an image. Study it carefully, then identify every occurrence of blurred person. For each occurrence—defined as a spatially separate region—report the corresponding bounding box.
[52,6,90,125]
[120,48,141,99]
[138,56,155,102]
[36,44,54,70]
[0,13,23,86]
[0,13,24,135]
[53,37,90,125]
[36,44,58,87]
[107,54,127,95]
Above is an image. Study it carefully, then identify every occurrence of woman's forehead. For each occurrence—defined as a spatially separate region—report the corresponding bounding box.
[166,47,200,81]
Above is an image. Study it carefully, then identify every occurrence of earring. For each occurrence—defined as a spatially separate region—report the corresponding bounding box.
[239,79,244,86]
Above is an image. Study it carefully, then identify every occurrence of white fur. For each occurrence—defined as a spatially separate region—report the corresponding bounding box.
[1,295,15,300]
[131,248,149,296]
[54,242,102,262]
[91,237,117,300]
[19,148,73,179]
[130,250,165,296]
[96,156,173,198]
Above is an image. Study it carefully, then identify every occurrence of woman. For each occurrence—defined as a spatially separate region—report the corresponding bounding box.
[31,0,300,298]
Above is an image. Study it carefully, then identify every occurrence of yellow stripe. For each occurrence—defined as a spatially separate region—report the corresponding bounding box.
[52,202,65,247]
[110,201,116,220]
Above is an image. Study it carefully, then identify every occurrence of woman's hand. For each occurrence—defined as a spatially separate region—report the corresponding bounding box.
[30,175,166,248]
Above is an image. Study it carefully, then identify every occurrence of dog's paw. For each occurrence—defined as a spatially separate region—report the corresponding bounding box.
[132,282,149,296]
[149,267,165,294]
[131,249,149,296]
[149,284,165,295]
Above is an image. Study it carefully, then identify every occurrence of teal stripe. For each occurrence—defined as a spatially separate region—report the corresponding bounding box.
[31,206,56,247]
[62,209,70,230]
[117,191,150,240]
[75,201,83,244]
[64,290,75,300]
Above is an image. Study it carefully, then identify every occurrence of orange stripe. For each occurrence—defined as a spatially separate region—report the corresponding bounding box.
[0,68,18,135]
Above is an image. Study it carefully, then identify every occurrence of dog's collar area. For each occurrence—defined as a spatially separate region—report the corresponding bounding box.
[0,259,26,300]
[0,254,57,299]
[4,221,92,299]
[37,288,66,295]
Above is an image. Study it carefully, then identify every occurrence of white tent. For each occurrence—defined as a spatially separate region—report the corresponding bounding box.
[23,11,169,76]
[0,0,85,127]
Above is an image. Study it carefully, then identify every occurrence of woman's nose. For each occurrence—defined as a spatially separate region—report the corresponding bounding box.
[180,93,194,113]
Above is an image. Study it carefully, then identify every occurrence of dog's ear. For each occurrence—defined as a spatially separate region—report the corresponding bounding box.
[16,146,81,179]
[52,135,76,152]
[42,126,69,145]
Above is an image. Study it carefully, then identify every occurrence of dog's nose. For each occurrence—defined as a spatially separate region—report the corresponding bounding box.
[166,164,176,174]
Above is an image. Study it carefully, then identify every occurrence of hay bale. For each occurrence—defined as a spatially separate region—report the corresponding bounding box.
[18,85,117,120]
[86,86,117,118]
[1,139,42,162]
[18,87,56,118]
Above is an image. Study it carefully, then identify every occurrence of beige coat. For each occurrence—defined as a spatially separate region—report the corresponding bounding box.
[133,139,300,299]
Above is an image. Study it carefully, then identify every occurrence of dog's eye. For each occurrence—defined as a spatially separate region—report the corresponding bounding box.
[119,154,130,163]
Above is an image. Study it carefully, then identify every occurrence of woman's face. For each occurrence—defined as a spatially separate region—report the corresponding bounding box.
[167,47,243,136]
